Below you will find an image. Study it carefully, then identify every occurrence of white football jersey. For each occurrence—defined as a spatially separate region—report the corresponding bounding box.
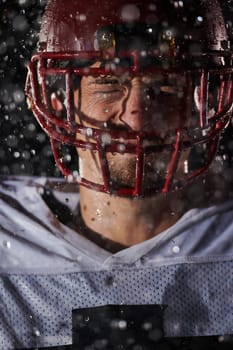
[0,176,233,349]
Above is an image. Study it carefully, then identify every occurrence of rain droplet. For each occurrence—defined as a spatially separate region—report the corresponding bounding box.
[118,320,127,329]
[117,144,126,154]
[105,275,115,286]
[72,170,80,181]
[12,15,28,31]
[37,187,44,195]
[32,327,41,337]
[84,315,90,322]
[13,89,24,104]
[86,128,93,137]
[114,57,120,64]
[121,4,140,22]
[149,4,156,11]
[13,151,20,159]
[101,132,112,145]
[96,208,101,217]
[142,322,152,331]
[172,245,180,254]
[140,255,148,264]
[79,14,86,22]
[218,336,225,343]
[184,160,189,174]
[3,241,11,249]
[19,0,28,5]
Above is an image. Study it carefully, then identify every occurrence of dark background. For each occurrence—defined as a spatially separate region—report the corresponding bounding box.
[0,0,60,177]
[0,0,233,179]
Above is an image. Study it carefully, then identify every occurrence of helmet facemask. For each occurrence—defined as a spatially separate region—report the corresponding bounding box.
[25,2,233,197]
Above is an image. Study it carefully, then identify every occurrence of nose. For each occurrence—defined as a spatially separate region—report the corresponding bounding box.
[120,80,150,131]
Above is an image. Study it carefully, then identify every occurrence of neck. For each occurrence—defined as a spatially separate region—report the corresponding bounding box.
[78,186,187,246]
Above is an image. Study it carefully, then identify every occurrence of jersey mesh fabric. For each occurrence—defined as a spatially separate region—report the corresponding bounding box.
[0,261,233,349]
[0,177,233,349]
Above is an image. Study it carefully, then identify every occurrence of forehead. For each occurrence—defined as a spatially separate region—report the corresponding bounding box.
[80,62,186,87]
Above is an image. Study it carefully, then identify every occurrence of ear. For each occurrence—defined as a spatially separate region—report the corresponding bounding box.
[51,92,64,112]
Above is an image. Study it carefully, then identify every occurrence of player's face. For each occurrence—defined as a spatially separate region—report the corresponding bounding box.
[74,62,192,190]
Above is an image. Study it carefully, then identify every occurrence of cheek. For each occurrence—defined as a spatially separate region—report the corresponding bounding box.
[147,98,180,130]
[83,95,112,116]
[155,95,192,129]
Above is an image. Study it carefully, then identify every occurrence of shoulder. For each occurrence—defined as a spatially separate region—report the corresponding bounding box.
[141,200,233,265]
[0,175,49,203]
[0,176,83,274]
[184,200,233,256]
[0,175,79,208]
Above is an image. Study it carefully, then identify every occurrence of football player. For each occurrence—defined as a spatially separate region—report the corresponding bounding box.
[0,0,233,348]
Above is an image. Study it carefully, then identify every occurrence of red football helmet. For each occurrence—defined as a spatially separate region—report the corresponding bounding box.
[26,0,233,197]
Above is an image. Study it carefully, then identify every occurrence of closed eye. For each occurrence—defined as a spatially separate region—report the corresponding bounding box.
[91,77,125,96]
[94,77,120,85]
[160,85,182,94]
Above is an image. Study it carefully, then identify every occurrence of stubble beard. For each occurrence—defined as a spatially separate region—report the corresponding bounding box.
[107,153,169,191]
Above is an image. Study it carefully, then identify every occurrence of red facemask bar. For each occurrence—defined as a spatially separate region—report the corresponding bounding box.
[25,51,233,197]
